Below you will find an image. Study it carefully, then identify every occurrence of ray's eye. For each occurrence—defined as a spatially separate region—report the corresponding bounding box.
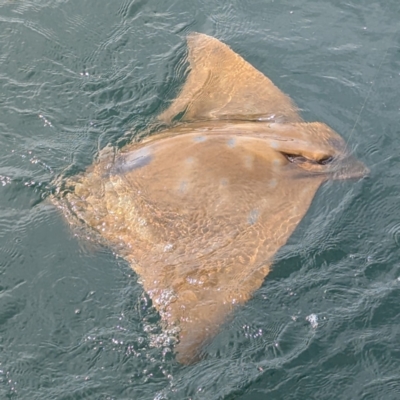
[283,153,308,164]
[283,153,334,166]
[317,156,333,165]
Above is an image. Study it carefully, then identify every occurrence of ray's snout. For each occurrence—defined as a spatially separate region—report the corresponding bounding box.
[334,155,369,180]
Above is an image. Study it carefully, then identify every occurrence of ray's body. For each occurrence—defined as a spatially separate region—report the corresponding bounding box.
[57,33,367,363]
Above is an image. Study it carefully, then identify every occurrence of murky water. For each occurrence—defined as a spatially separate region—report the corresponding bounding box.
[1,0,399,398]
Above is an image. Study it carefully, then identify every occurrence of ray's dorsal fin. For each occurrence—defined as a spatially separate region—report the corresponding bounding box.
[158,32,302,124]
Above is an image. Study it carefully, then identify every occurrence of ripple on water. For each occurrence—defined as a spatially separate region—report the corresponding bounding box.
[0,287,26,328]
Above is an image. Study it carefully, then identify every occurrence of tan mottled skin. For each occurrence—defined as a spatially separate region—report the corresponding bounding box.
[55,33,367,364]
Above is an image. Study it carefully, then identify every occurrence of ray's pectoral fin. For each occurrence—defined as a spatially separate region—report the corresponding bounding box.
[158,33,302,124]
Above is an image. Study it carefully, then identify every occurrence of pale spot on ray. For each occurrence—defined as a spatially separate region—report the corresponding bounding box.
[193,135,206,142]
[272,158,282,168]
[179,180,188,193]
[111,147,152,175]
[269,179,277,188]
[227,137,236,148]
[244,154,254,169]
[301,186,313,198]
[271,141,279,149]
[247,209,260,225]
[220,178,228,187]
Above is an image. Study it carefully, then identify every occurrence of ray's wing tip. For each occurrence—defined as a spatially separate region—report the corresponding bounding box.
[186,32,219,49]
[187,31,210,41]
[174,338,204,365]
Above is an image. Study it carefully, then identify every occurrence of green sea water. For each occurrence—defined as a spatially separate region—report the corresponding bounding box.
[0,0,399,398]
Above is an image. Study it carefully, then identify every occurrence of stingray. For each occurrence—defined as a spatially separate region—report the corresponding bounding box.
[55,33,367,364]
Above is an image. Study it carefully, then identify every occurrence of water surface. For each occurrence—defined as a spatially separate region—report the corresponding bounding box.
[1,0,399,399]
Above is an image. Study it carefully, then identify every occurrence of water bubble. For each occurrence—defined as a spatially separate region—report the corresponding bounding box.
[306,313,318,329]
